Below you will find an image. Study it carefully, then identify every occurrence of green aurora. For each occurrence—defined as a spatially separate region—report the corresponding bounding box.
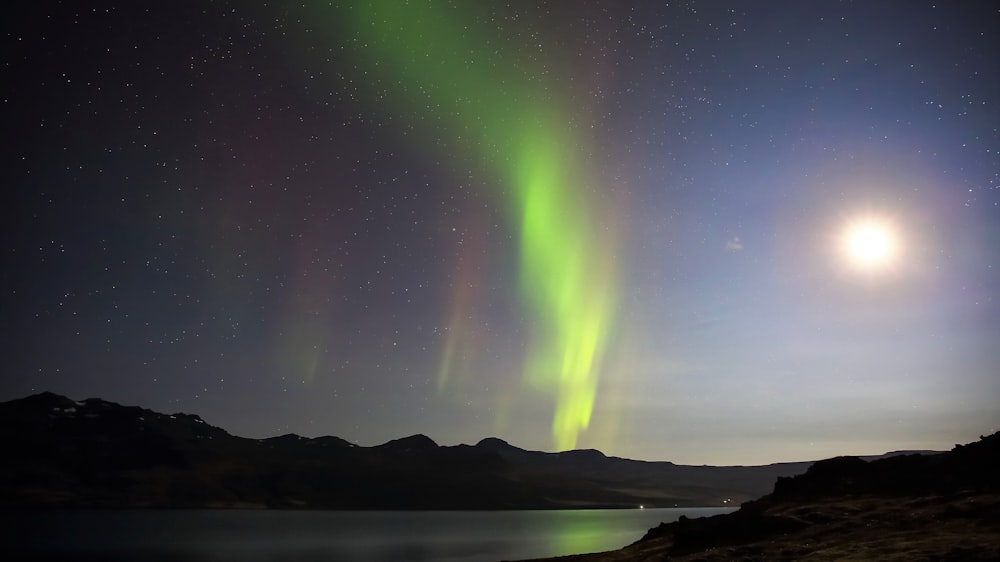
[348,0,619,450]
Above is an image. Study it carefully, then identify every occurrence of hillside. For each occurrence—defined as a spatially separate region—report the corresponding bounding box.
[531,432,1000,561]
[0,392,813,509]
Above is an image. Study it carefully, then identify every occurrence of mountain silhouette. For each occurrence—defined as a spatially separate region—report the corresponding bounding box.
[0,392,826,509]
[553,432,1000,561]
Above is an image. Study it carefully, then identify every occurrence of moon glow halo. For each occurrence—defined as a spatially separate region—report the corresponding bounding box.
[838,216,901,274]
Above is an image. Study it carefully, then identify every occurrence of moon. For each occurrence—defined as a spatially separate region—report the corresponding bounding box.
[838,216,900,274]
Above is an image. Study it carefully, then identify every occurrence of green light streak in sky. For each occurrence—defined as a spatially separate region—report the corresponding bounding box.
[350,0,617,450]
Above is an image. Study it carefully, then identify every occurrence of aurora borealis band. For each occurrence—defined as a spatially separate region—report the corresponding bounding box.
[348,0,619,450]
[3,1,999,465]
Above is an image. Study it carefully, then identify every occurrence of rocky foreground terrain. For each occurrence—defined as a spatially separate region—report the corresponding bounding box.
[523,433,1000,561]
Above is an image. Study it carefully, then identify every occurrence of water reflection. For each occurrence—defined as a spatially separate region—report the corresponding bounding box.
[2,508,734,562]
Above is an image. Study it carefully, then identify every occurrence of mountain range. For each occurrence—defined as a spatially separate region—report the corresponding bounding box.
[0,391,870,509]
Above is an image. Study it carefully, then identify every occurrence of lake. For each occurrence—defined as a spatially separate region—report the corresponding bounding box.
[2,507,734,561]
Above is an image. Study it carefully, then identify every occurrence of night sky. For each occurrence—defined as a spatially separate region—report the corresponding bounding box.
[3,1,998,465]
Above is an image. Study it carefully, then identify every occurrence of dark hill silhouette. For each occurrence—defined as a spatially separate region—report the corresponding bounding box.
[544,432,1000,561]
[0,392,825,509]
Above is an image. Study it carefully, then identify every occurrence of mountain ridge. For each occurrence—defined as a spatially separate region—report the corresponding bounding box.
[0,392,940,510]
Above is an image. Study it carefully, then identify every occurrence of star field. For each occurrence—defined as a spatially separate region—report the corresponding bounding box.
[2,1,998,465]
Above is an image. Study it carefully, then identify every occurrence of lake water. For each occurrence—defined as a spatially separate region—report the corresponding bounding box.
[2,507,734,561]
